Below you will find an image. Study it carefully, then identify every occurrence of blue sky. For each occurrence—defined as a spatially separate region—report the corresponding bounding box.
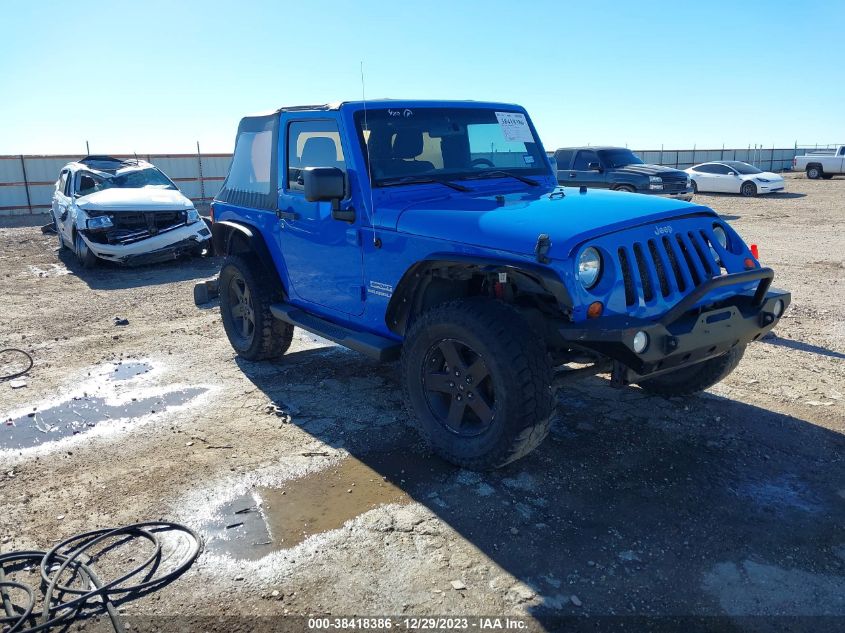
[1,0,842,154]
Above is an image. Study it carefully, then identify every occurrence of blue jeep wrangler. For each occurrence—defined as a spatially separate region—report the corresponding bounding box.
[209,100,790,470]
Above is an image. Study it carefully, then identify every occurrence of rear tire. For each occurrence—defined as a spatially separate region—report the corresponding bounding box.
[806,165,822,180]
[219,255,293,360]
[401,298,554,470]
[74,231,97,268]
[740,181,757,197]
[691,180,698,194]
[637,345,746,397]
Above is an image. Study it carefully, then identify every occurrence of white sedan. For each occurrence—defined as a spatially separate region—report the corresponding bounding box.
[685,161,785,196]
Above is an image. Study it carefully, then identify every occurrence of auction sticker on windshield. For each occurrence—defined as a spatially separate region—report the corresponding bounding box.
[495,112,533,143]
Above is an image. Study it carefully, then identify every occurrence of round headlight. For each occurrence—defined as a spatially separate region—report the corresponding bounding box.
[578,247,602,289]
[712,225,728,249]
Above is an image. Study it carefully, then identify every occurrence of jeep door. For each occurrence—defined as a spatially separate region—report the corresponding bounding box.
[567,149,607,188]
[276,116,364,316]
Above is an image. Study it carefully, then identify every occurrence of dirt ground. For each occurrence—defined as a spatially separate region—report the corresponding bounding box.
[1,175,843,632]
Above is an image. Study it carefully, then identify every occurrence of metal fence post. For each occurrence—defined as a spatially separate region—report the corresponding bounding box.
[19,155,32,215]
[196,141,206,205]
[659,144,663,166]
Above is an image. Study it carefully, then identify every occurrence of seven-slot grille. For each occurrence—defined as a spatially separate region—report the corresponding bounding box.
[617,228,722,307]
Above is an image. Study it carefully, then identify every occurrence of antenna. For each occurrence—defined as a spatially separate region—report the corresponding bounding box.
[360,61,379,248]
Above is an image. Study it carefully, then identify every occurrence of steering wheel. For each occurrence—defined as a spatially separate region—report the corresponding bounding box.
[470,158,495,169]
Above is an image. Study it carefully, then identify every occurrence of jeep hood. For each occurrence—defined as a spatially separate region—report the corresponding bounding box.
[76,188,194,212]
[391,187,715,259]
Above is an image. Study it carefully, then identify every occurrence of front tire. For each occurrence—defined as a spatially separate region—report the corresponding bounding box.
[806,165,822,179]
[401,298,554,470]
[637,345,745,397]
[613,184,636,193]
[219,255,293,360]
[740,181,757,197]
[74,232,97,268]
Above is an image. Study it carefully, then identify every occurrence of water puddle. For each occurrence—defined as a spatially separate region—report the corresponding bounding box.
[2,360,207,451]
[203,451,448,560]
[111,361,153,380]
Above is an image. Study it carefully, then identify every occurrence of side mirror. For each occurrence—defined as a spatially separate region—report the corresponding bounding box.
[303,167,345,202]
[587,161,602,171]
[303,167,355,222]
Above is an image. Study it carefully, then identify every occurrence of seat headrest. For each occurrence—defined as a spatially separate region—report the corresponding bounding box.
[392,130,423,159]
[301,136,339,166]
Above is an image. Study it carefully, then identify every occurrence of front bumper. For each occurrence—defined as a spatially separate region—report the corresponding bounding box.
[660,190,694,201]
[558,268,790,379]
[758,181,786,193]
[82,222,210,264]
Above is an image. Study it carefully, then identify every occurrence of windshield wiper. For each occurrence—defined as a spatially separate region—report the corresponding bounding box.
[377,175,470,192]
[459,170,539,186]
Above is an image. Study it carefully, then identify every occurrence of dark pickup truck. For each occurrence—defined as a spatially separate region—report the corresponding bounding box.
[553,147,693,201]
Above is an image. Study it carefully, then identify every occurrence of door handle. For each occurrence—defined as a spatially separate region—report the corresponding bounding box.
[276,210,299,221]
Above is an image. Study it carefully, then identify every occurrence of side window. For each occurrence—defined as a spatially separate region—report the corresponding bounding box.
[287,120,346,192]
[57,171,68,194]
[64,172,74,196]
[573,150,599,171]
[839,146,845,156]
[76,172,102,196]
[695,164,716,174]
[712,164,733,175]
[554,150,573,169]
[226,130,273,195]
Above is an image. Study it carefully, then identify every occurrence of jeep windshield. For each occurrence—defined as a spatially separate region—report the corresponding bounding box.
[354,107,547,187]
[76,168,176,197]
[596,149,644,168]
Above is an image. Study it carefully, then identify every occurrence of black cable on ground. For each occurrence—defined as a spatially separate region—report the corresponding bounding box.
[0,521,202,633]
[0,348,33,381]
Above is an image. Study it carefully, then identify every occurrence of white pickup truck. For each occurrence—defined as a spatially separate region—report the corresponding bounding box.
[793,145,845,179]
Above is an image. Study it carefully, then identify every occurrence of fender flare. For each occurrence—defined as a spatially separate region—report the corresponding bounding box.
[212,220,286,294]
[385,255,573,335]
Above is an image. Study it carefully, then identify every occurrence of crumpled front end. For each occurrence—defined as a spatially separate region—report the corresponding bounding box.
[80,209,211,265]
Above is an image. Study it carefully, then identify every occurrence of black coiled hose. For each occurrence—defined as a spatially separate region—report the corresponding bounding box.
[0,521,201,633]
[0,348,33,381]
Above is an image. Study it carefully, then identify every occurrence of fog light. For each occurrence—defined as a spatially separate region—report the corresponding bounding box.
[632,331,649,353]
[773,299,785,317]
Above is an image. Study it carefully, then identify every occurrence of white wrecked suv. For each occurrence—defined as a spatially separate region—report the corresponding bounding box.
[51,156,211,267]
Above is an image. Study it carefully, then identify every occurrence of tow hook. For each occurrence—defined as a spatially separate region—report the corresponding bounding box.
[664,335,679,354]
[759,311,776,327]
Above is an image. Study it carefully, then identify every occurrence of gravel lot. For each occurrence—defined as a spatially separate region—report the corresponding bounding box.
[1,175,843,631]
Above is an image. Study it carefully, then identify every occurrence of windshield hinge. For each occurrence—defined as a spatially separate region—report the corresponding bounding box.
[535,234,552,264]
